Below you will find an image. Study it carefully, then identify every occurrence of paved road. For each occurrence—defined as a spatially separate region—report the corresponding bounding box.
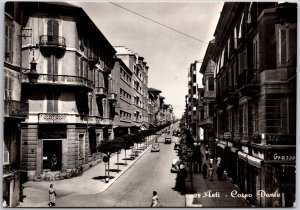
[55,132,185,207]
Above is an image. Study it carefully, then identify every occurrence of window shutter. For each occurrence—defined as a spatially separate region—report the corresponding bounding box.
[9,27,13,52]
[288,28,296,59]
[3,142,9,165]
[54,56,58,75]
[280,29,287,65]
[47,93,54,113]
[47,19,53,36]
[47,56,52,74]
[281,99,288,133]
[5,25,8,52]
[53,20,59,36]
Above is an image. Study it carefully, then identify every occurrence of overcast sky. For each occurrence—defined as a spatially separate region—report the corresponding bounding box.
[71,1,224,118]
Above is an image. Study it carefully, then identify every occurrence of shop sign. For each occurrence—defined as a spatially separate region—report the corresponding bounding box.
[266,135,296,145]
[224,132,232,140]
[38,125,67,139]
[271,152,296,161]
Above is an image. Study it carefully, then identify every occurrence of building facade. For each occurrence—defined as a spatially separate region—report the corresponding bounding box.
[206,2,296,207]
[19,2,116,179]
[148,88,162,127]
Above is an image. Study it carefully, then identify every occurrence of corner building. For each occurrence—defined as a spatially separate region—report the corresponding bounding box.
[207,2,296,207]
[19,2,116,179]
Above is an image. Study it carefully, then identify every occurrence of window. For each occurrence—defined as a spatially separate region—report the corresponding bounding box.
[208,77,214,91]
[277,24,296,66]
[3,142,9,165]
[4,76,12,100]
[47,55,58,75]
[47,19,59,38]
[47,92,59,113]
[5,23,13,63]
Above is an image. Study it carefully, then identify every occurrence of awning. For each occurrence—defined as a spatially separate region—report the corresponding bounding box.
[238,151,247,161]
[247,155,262,168]
[217,143,226,149]
[231,147,239,153]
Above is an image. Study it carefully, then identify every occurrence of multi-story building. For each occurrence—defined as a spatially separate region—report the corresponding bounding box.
[199,41,216,150]
[19,2,116,180]
[3,2,30,207]
[208,2,296,207]
[114,46,149,133]
[111,57,133,137]
[148,88,161,127]
[186,61,202,140]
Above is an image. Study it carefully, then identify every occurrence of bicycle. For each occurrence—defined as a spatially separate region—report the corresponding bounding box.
[54,171,69,181]
[33,170,53,182]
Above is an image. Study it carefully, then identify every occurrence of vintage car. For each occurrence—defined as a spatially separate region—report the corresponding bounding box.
[164,137,172,144]
[151,143,160,152]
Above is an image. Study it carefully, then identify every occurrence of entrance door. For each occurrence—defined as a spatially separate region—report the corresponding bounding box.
[43,140,62,171]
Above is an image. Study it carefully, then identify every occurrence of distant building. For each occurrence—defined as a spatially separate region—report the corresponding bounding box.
[114,46,149,133]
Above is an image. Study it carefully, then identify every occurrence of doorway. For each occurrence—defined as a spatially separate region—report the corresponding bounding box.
[43,140,62,171]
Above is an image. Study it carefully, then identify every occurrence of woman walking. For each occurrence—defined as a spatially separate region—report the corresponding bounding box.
[48,184,57,207]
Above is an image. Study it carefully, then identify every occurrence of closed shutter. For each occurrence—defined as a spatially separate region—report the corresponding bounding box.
[280,29,287,65]
[288,28,296,59]
[281,99,288,133]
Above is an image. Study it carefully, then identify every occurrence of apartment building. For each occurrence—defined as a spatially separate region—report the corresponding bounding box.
[207,2,296,207]
[114,47,149,133]
[18,2,116,179]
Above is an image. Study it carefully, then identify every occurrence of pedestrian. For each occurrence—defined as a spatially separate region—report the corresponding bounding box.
[51,154,57,171]
[208,163,214,181]
[151,191,161,207]
[48,184,57,207]
[209,156,214,165]
[202,162,208,178]
[205,150,209,160]
[217,156,221,166]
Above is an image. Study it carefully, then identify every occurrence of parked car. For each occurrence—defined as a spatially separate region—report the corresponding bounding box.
[170,159,185,173]
[164,137,171,144]
[174,141,180,150]
[151,143,160,152]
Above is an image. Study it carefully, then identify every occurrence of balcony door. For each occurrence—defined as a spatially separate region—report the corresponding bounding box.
[46,92,59,113]
[47,19,59,44]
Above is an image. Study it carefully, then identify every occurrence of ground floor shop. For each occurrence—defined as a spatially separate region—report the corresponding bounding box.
[20,123,112,179]
[216,143,295,207]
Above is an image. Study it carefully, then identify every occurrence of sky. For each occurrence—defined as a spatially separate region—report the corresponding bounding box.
[71,1,224,118]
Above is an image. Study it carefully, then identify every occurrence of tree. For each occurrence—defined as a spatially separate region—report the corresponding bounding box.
[97,140,122,182]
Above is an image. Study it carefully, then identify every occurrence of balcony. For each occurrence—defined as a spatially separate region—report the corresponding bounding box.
[109,93,117,102]
[22,74,93,92]
[39,35,66,58]
[204,91,216,99]
[88,56,99,69]
[237,69,260,96]
[39,35,66,49]
[4,100,29,119]
[95,87,107,98]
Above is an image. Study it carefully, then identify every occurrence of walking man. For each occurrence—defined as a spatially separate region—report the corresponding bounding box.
[202,163,208,179]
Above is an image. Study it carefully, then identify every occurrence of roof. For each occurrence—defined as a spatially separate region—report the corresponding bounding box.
[148,88,162,93]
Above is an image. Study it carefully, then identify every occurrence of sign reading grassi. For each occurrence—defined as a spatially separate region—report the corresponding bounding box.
[224,132,232,140]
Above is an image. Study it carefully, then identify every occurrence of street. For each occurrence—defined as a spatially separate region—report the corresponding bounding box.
[55,132,185,207]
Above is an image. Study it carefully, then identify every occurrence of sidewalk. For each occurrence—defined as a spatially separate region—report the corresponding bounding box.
[185,145,250,207]
[18,136,158,207]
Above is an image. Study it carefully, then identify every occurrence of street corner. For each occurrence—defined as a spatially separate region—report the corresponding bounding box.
[185,194,203,207]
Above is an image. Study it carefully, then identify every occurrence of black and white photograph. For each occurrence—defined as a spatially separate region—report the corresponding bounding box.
[2,1,297,208]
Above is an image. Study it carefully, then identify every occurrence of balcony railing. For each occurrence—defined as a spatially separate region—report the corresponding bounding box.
[237,69,260,96]
[39,35,66,49]
[22,74,93,91]
[204,91,216,98]
[4,100,29,119]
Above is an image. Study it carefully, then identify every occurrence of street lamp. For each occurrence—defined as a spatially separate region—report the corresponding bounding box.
[22,58,40,84]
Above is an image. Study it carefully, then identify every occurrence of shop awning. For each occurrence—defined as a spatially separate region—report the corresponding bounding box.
[217,143,226,149]
[238,151,247,161]
[247,155,262,168]
[230,147,239,153]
